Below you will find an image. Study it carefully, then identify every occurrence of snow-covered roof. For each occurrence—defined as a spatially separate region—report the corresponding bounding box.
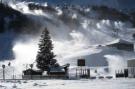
[23,69,43,72]
[50,66,65,72]
[118,39,133,44]
[107,39,133,45]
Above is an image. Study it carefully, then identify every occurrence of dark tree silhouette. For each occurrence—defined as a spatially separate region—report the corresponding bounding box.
[36,28,57,71]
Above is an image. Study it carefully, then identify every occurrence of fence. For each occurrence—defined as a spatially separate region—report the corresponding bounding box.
[1,66,135,80]
[115,67,135,78]
[75,67,90,78]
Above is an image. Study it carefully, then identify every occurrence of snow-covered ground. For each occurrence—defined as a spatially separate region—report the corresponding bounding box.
[0,78,135,89]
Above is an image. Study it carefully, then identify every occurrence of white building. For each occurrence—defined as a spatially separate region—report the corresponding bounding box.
[128,59,135,78]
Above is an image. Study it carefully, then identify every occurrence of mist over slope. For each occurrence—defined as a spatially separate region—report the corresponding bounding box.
[0,1,135,74]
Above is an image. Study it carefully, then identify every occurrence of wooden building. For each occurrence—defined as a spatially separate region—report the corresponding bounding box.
[22,69,43,79]
[23,69,43,75]
[47,64,70,78]
[22,64,70,79]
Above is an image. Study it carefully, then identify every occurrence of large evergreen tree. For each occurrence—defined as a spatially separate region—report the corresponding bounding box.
[36,28,57,71]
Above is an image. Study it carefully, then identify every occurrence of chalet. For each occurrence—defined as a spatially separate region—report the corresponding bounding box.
[107,39,134,51]
[128,59,135,78]
[23,69,43,75]
[22,64,70,79]
[47,64,70,78]
[22,69,43,79]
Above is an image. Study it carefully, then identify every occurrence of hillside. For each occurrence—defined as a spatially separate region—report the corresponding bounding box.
[0,1,135,75]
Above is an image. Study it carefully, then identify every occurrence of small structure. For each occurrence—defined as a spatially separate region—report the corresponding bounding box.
[128,59,135,78]
[22,69,43,79]
[48,64,70,78]
[23,69,43,75]
[76,59,90,78]
[107,39,134,51]
[115,59,135,78]
[115,69,128,78]
[22,63,70,79]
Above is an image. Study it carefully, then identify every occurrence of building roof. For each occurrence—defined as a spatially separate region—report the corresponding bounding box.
[23,69,43,73]
[49,66,65,72]
[108,39,133,45]
[118,39,133,44]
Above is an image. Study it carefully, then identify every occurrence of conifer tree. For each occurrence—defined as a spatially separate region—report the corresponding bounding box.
[36,28,57,71]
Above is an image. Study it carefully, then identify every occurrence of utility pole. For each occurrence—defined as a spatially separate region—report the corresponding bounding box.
[2,64,5,80]
[30,64,33,79]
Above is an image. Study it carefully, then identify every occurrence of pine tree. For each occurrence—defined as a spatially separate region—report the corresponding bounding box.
[36,28,57,71]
